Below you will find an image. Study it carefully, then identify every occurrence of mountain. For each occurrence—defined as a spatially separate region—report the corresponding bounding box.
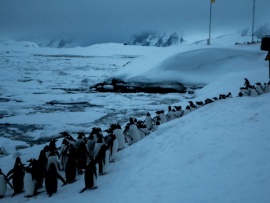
[127,31,185,47]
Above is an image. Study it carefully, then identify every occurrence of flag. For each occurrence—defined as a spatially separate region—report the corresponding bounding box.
[211,0,215,3]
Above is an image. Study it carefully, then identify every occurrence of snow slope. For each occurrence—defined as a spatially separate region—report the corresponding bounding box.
[1,92,270,203]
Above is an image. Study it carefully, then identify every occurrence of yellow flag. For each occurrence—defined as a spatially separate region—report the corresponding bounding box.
[211,0,215,3]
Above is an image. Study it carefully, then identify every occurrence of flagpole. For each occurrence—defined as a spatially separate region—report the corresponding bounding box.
[208,0,213,45]
[251,0,256,43]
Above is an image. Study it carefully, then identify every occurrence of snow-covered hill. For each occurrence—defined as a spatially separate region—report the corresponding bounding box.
[127,31,185,47]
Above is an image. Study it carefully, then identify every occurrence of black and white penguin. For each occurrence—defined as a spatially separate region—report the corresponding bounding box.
[45,163,66,197]
[48,139,59,157]
[27,158,44,189]
[255,82,264,95]
[226,92,233,98]
[152,120,160,132]
[112,124,125,150]
[159,110,167,124]
[128,118,140,144]
[37,149,47,183]
[249,86,259,97]
[86,134,96,158]
[263,81,270,93]
[106,134,118,163]
[47,152,60,173]
[244,78,251,88]
[79,157,98,193]
[204,98,214,105]
[76,140,88,174]
[174,106,184,118]
[65,146,78,184]
[59,139,69,171]
[239,87,249,97]
[0,169,13,198]
[166,106,175,121]
[195,101,204,108]
[95,144,109,175]
[7,157,25,197]
[144,112,154,131]
[219,94,227,100]
[182,106,192,116]
[93,136,104,158]
[76,132,85,149]
[137,121,149,139]
[23,165,38,198]
[188,101,197,111]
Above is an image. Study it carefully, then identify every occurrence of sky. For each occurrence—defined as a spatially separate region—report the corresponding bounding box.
[0,0,270,45]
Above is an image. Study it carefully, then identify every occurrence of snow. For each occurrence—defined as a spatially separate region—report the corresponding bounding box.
[0,34,270,203]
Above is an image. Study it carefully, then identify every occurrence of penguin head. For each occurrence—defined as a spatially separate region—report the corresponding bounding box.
[15,156,23,166]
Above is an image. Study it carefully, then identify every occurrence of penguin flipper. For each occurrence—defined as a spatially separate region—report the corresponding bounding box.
[57,173,66,185]
[79,186,98,193]
[79,187,87,193]
[6,178,13,189]
[7,169,14,178]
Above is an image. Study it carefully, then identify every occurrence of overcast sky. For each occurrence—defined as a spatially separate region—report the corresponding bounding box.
[0,0,269,45]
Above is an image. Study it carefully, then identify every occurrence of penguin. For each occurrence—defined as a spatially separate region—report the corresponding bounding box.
[79,157,98,193]
[76,140,88,174]
[95,144,109,175]
[255,82,264,95]
[128,118,140,144]
[27,159,44,189]
[93,136,104,158]
[112,124,125,150]
[263,82,270,93]
[244,78,251,88]
[47,152,60,173]
[65,146,78,184]
[174,106,184,118]
[45,163,66,197]
[23,165,38,198]
[86,134,96,158]
[76,132,85,149]
[182,106,191,116]
[167,106,175,121]
[188,101,197,110]
[204,98,214,105]
[106,134,118,163]
[37,149,47,185]
[195,101,204,108]
[59,139,69,171]
[144,112,154,131]
[219,94,226,100]
[137,121,149,139]
[7,157,25,197]
[249,86,258,97]
[239,87,249,97]
[226,92,233,98]
[0,169,13,198]
[48,139,59,157]
[152,120,160,132]
[158,110,167,123]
